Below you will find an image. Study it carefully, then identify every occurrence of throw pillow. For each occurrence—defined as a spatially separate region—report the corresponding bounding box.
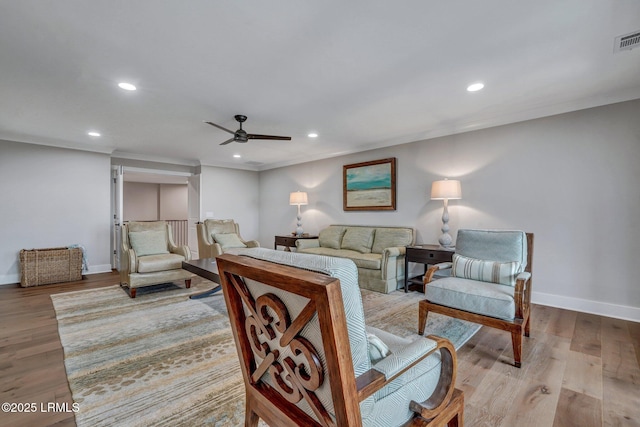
[318,226,346,249]
[367,333,391,363]
[341,227,375,253]
[213,233,247,250]
[128,231,169,257]
[452,254,521,286]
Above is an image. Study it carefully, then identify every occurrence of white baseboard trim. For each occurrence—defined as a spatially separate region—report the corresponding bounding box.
[0,264,113,286]
[86,264,113,275]
[0,273,20,286]
[533,291,640,323]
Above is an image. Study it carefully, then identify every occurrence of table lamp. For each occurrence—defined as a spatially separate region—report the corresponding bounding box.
[430,179,461,248]
[289,191,308,237]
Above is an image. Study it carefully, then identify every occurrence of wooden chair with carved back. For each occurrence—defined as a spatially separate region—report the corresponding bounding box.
[217,248,464,427]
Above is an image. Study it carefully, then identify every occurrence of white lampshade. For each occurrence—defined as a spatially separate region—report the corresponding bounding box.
[289,191,308,206]
[430,179,462,200]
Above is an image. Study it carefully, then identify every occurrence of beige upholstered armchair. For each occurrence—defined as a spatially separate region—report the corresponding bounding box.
[120,221,194,298]
[196,219,260,259]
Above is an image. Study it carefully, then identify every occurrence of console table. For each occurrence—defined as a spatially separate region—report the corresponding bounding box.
[404,245,454,293]
[274,235,318,251]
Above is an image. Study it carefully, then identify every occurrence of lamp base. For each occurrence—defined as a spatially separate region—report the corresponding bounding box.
[438,232,454,248]
[295,212,304,237]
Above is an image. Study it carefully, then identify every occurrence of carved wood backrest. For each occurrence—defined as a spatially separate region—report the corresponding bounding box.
[217,253,363,427]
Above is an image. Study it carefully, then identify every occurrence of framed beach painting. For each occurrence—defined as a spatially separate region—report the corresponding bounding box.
[343,157,396,211]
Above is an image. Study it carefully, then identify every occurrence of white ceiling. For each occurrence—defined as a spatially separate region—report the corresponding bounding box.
[1,1,639,171]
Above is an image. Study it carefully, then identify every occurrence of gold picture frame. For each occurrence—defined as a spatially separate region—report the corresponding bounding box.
[343,158,396,211]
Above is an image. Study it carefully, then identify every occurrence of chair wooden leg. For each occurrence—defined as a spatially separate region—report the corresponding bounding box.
[244,402,259,427]
[129,288,136,298]
[185,279,191,289]
[448,411,462,427]
[524,314,531,338]
[511,330,522,368]
[418,300,429,335]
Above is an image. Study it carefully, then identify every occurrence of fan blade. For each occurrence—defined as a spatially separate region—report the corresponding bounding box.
[219,137,236,145]
[247,134,291,141]
[205,121,235,134]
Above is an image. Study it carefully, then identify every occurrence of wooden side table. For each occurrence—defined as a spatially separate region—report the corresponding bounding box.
[274,235,318,251]
[404,245,454,292]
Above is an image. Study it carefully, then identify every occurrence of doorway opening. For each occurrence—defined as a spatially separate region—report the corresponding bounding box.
[111,166,201,270]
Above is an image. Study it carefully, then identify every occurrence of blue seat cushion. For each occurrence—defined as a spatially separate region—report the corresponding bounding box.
[425,276,516,320]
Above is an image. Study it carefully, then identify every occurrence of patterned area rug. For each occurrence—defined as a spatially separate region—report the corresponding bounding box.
[51,282,480,426]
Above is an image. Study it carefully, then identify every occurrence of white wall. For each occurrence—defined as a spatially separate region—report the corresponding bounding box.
[200,165,260,242]
[259,100,640,321]
[159,184,188,220]
[123,182,188,221]
[0,140,112,283]
[2,100,638,320]
[123,182,159,221]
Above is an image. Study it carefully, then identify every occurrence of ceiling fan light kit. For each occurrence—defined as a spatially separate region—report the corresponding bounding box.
[205,115,292,145]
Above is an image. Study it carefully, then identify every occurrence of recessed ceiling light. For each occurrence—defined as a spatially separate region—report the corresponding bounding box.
[87,131,101,137]
[118,82,137,91]
[467,82,484,92]
[308,133,318,138]
[233,154,241,158]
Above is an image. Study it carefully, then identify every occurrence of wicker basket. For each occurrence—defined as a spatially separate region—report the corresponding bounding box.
[19,247,83,287]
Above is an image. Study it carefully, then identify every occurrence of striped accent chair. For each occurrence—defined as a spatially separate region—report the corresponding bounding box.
[419,229,534,368]
[217,248,463,427]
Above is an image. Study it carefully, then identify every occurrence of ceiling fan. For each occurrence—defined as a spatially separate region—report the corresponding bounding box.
[205,115,291,145]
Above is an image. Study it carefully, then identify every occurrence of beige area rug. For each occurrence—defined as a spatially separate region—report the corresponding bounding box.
[51,281,480,426]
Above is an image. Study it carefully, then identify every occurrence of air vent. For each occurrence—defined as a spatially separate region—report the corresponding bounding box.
[614,30,640,53]
[244,161,264,166]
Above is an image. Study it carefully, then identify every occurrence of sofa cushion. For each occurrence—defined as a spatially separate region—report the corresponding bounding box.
[137,253,185,273]
[298,247,382,269]
[318,226,346,249]
[452,254,520,286]
[129,231,168,257]
[213,233,247,250]
[371,228,414,254]
[341,227,375,253]
[425,276,516,320]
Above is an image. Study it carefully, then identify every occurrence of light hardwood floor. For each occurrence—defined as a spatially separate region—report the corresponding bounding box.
[1,272,638,427]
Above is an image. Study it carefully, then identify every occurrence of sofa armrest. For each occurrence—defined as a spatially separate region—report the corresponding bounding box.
[208,243,224,258]
[196,222,217,258]
[381,246,406,258]
[356,335,457,420]
[171,244,192,261]
[122,248,137,273]
[295,239,320,250]
[371,335,438,379]
[516,271,531,282]
[380,246,406,280]
[514,272,532,319]
[244,240,260,248]
[424,262,453,284]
